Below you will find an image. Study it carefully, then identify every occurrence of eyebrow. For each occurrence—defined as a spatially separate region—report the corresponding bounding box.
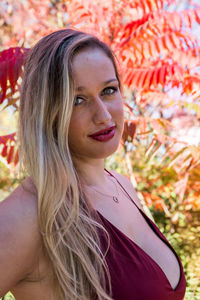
[75,78,119,91]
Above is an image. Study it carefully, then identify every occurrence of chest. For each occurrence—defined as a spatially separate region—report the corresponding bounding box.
[95,195,181,291]
[98,206,186,299]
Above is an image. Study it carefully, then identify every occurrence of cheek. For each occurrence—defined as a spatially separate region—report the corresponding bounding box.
[68,115,79,145]
[68,111,88,142]
[112,99,124,125]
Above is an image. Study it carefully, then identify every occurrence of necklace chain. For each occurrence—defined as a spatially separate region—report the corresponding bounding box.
[87,175,119,203]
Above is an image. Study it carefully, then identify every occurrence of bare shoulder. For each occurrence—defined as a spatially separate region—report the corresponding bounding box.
[0,177,42,297]
[109,170,142,209]
[1,177,39,232]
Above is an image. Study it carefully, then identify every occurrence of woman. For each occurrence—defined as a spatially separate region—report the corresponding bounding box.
[0,29,186,300]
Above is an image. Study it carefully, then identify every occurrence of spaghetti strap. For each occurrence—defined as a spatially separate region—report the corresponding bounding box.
[104,169,141,211]
[103,169,186,300]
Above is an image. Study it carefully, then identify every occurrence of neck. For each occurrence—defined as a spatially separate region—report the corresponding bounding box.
[72,157,107,187]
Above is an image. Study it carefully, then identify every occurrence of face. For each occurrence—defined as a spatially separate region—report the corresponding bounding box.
[68,47,124,162]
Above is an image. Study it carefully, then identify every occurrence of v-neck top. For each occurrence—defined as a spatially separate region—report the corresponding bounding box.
[96,170,186,300]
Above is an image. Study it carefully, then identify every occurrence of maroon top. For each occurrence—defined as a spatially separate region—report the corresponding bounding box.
[96,171,186,300]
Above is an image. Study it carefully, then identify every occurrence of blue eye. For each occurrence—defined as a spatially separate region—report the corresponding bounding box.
[74,97,84,106]
[102,86,118,95]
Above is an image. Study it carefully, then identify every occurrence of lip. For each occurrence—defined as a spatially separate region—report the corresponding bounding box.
[89,125,116,137]
[88,125,116,142]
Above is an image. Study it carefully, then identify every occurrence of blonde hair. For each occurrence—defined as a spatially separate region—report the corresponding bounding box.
[19,29,120,300]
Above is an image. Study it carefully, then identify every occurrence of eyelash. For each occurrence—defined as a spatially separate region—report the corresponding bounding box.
[73,86,118,106]
[102,86,118,95]
[74,97,84,106]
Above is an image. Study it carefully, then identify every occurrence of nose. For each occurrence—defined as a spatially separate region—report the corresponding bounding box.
[93,97,112,125]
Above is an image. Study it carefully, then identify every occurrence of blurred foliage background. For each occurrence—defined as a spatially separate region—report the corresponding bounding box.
[0,0,200,299]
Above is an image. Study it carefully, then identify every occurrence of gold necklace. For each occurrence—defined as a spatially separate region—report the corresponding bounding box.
[87,176,119,203]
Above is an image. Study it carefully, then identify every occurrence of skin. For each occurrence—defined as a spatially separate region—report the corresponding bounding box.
[0,48,180,300]
[69,47,124,185]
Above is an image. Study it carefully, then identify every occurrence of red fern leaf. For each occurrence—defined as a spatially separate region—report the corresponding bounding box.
[7,146,14,164]
[189,9,198,25]
[140,0,148,15]
[122,119,137,143]
[1,145,8,157]
[159,66,167,86]
[162,34,173,52]
[128,121,137,140]
[0,133,16,144]
[14,149,19,165]
[152,67,160,86]
[183,74,200,95]
[137,69,148,89]
[159,0,164,9]
[143,69,154,89]
[0,47,29,104]
[149,39,158,57]
[155,38,165,53]
[122,120,129,144]
[142,42,151,60]
[131,70,143,88]
[170,32,182,49]
[146,0,153,12]
[131,0,163,14]
[125,69,135,87]
[0,61,8,104]
[143,0,161,13]
[182,10,192,28]
[195,8,200,24]
[153,0,160,10]
[126,62,184,90]
[0,133,18,165]
[120,13,152,43]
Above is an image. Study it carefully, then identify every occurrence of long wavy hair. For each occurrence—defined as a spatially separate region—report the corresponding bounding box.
[19,28,121,300]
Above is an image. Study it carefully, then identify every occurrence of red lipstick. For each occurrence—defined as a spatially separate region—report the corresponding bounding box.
[89,126,116,142]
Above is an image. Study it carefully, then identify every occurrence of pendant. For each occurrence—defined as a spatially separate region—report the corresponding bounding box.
[113,196,119,203]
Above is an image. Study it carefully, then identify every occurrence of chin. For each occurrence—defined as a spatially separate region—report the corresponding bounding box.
[92,139,121,159]
[70,134,122,161]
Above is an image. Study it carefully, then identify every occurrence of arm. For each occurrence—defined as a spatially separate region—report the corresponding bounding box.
[0,179,41,297]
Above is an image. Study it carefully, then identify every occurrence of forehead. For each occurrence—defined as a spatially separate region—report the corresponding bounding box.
[71,48,117,88]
